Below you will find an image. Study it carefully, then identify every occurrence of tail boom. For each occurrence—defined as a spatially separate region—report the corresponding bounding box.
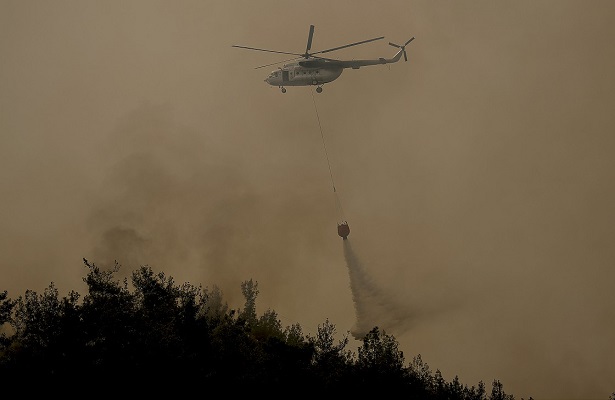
[336,36,415,69]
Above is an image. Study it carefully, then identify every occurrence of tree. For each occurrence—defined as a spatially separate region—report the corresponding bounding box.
[239,278,258,327]
[490,379,515,400]
[309,318,353,387]
[79,259,138,377]
[355,326,408,388]
[0,290,15,347]
[470,380,488,400]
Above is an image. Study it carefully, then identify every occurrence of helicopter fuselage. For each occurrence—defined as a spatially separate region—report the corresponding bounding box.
[233,24,414,93]
[265,63,343,87]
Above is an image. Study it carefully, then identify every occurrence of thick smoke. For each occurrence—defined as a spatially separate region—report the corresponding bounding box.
[84,103,343,311]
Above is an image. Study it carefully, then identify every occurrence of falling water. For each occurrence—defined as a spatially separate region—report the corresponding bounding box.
[343,238,416,339]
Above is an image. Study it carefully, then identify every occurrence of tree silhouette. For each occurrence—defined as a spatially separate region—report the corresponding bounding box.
[0,259,526,398]
[355,326,408,388]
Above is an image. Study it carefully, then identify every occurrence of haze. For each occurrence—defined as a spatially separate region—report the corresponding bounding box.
[2,1,614,398]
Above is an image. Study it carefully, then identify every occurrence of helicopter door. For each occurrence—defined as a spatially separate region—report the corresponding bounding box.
[282,70,290,82]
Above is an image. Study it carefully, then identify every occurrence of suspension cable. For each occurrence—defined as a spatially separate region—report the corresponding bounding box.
[310,88,346,222]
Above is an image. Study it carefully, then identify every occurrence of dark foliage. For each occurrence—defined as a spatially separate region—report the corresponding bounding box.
[1,259,520,397]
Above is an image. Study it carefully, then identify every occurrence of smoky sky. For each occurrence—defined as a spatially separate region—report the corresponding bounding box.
[2,1,615,398]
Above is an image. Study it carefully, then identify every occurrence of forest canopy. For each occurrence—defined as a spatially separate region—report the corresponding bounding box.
[0,259,525,398]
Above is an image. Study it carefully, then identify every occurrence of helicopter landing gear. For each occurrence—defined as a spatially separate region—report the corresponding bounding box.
[280,87,286,93]
[316,86,323,93]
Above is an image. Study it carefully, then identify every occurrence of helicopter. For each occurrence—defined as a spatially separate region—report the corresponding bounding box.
[232,25,414,93]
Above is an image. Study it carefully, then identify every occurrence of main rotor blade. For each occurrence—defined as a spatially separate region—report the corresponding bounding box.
[254,56,300,69]
[305,25,315,55]
[311,36,384,55]
[309,55,341,62]
[232,45,303,57]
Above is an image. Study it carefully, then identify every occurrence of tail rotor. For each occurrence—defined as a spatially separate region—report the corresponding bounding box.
[389,36,415,62]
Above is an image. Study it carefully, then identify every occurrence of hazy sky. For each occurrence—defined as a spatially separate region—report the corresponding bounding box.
[2,1,614,398]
